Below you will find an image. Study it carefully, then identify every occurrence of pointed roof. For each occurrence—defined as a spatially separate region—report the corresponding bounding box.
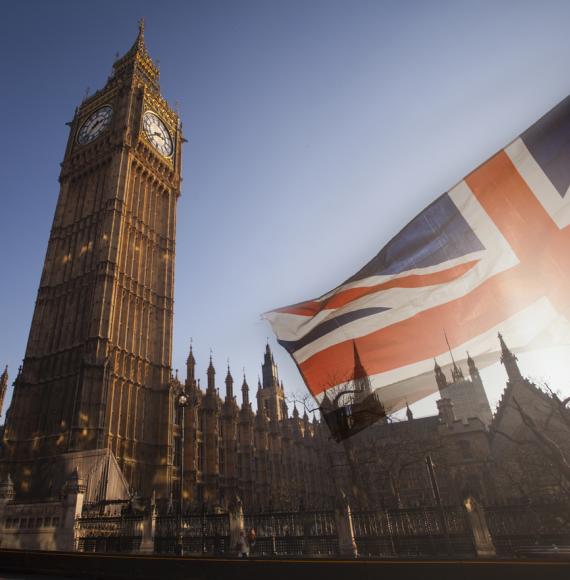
[186,341,195,365]
[352,340,367,379]
[434,357,448,392]
[498,332,522,382]
[112,19,159,89]
[498,332,514,360]
[241,373,250,407]
[490,368,553,446]
[467,351,479,375]
[444,331,464,382]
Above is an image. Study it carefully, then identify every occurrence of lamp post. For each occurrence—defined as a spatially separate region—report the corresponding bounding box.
[176,391,189,556]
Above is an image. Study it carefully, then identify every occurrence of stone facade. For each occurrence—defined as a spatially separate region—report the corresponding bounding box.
[172,344,333,511]
[170,334,569,513]
[167,339,493,512]
[1,22,182,499]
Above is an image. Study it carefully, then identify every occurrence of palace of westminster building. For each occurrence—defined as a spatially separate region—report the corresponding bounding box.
[1,23,567,514]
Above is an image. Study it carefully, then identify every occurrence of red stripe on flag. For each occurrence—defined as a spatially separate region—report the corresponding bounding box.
[275,260,479,316]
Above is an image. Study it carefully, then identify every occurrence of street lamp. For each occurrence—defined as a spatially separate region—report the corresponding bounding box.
[176,390,189,556]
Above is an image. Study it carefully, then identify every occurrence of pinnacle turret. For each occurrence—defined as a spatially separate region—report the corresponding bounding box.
[443,332,464,382]
[0,365,8,418]
[111,19,160,91]
[262,343,279,389]
[498,332,523,383]
[466,351,480,380]
[242,374,250,407]
[225,364,234,399]
[352,341,372,394]
[434,359,448,393]
[186,341,196,384]
[207,353,216,392]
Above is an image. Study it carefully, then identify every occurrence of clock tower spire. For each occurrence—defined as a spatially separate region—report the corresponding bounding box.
[2,23,183,499]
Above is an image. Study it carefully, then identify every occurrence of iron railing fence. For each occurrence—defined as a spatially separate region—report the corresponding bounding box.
[76,514,143,553]
[244,510,338,557]
[484,500,570,556]
[75,499,570,557]
[352,505,475,558]
[155,512,230,555]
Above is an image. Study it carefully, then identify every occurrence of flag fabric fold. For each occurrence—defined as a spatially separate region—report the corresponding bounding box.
[264,95,570,440]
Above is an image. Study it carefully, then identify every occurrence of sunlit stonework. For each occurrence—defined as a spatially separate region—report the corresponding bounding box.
[1,20,182,499]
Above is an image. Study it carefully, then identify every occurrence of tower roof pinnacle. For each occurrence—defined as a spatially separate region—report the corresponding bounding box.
[186,339,195,365]
[112,20,159,90]
[498,332,522,382]
[444,330,464,382]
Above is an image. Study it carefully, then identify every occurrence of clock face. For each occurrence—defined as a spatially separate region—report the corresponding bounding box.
[143,111,173,158]
[77,106,113,145]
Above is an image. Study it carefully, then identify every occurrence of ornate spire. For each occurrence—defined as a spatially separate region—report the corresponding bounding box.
[498,332,522,383]
[406,401,413,421]
[262,342,279,389]
[434,358,448,393]
[241,374,249,407]
[0,365,7,418]
[111,20,159,90]
[207,352,216,392]
[292,403,299,419]
[225,363,234,399]
[466,351,480,380]
[444,331,464,382]
[138,18,145,44]
[352,340,372,393]
[186,340,196,384]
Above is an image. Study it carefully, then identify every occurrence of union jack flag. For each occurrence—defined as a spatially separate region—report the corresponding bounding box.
[264,96,570,440]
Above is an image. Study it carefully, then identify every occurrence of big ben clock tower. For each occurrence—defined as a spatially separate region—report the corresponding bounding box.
[2,22,182,498]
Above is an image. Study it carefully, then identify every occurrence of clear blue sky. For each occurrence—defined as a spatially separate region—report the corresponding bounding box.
[2,0,570,419]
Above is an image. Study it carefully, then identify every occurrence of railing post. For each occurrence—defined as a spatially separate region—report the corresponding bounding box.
[334,493,358,558]
[463,496,496,558]
[57,467,86,552]
[425,455,451,555]
[301,509,313,556]
[384,507,397,556]
[228,496,245,558]
[140,495,157,554]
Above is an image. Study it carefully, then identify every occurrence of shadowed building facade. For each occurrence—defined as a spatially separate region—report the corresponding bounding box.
[172,344,333,511]
[169,340,499,513]
[1,23,183,499]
